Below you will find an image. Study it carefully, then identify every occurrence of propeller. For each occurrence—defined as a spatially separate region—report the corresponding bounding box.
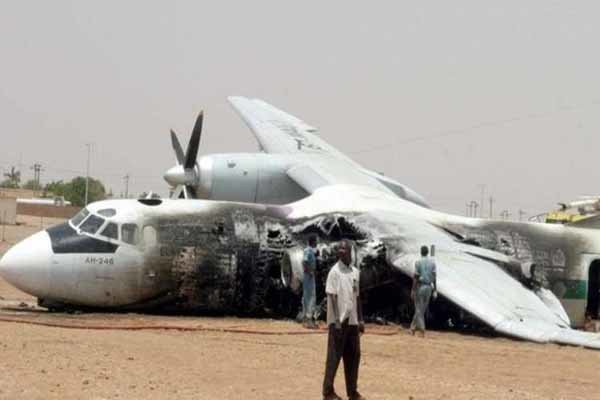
[170,130,185,165]
[164,111,203,199]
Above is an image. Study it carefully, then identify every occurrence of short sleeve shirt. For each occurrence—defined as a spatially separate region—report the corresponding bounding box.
[415,257,436,285]
[325,261,360,326]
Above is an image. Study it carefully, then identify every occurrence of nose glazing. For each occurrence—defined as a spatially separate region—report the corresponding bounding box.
[0,230,52,298]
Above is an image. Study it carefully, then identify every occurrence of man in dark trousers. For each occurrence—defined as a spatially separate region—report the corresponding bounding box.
[322,240,365,400]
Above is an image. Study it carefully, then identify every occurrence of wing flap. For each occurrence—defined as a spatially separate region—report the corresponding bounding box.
[286,165,329,194]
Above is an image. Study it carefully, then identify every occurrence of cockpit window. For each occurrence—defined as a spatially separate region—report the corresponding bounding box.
[101,222,119,240]
[70,208,89,227]
[121,224,139,245]
[79,215,106,234]
[98,208,116,218]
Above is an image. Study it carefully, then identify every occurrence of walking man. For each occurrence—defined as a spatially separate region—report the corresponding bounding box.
[302,235,318,328]
[410,245,437,337]
[322,240,365,400]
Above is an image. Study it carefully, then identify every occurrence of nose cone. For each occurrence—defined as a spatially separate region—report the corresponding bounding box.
[0,231,52,298]
[163,165,187,186]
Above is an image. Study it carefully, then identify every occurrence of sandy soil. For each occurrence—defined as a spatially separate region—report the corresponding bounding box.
[1,217,599,400]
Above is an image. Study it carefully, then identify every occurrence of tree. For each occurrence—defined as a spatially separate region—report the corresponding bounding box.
[44,177,107,206]
[63,177,107,206]
[22,179,42,191]
[0,166,21,188]
[44,180,67,198]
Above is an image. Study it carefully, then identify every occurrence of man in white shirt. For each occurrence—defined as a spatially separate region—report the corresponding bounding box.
[322,240,365,400]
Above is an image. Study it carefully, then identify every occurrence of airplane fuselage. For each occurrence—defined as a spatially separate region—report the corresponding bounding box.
[2,188,600,328]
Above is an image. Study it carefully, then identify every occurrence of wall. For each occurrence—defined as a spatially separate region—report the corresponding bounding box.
[16,203,80,219]
[0,198,17,225]
[0,188,38,199]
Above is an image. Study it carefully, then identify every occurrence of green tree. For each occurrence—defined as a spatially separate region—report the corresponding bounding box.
[63,177,107,206]
[45,180,67,196]
[0,166,21,188]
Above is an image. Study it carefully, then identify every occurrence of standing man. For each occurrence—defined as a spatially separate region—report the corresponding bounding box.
[322,240,365,400]
[410,245,437,337]
[302,235,318,328]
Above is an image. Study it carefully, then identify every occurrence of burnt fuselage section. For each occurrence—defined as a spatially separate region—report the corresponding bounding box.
[437,217,600,326]
[142,205,395,318]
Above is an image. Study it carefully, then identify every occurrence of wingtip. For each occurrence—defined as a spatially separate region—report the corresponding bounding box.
[227,95,246,103]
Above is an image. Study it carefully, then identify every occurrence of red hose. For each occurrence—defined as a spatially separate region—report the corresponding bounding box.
[0,316,400,336]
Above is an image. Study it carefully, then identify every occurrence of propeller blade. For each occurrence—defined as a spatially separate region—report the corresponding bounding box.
[186,185,198,199]
[174,185,194,200]
[171,185,184,199]
[170,130,185,165]
[184,111,203,170]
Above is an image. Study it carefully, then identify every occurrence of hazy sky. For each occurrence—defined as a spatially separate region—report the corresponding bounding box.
[2,1,599,217]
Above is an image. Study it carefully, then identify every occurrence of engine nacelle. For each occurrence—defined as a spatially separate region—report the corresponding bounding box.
[280,247,305,294]
[196,153,308,204]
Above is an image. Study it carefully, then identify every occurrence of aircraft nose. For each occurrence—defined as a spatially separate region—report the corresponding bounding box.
[0,231,52,298]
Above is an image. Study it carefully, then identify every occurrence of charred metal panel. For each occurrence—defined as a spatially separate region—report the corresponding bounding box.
[149,207,291,315]
[137,207,405,319]
[441,221,585,306]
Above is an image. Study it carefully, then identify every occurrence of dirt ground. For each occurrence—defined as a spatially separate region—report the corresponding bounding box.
[0,216,599,400]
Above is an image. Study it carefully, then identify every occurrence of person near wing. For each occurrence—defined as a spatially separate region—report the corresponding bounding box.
[302,235,318,329]
[410,245,437,337]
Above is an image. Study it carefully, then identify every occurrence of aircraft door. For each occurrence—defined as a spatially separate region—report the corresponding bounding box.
[587,260,600,318]
[567,253,600,326]
[142,225,158,249]
[141,225,160,288]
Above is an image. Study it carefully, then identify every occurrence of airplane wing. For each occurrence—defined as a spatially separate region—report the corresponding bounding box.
[229,97,600,348]
[288,186,600,348]
[228,96,428,206]
[391,234,600,349]
[228,96,358,163]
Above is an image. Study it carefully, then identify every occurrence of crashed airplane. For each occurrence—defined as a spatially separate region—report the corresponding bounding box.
[1,96,600,349]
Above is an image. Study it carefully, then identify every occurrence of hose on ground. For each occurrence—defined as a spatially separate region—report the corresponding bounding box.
[0,316,400,336]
